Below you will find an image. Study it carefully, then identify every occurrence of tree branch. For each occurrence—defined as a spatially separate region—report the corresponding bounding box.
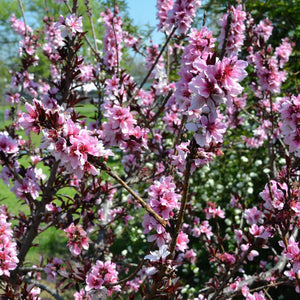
[18,0,28,37]
[88,156,167,228]
[84,0,98,52]
[146,91,173,126]
[169,138,197,255]
[23,277,64,300]
[128,27,176,104]
[10,161,60,285]
[220,11,232,60]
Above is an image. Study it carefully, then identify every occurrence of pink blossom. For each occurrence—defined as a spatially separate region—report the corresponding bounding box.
[184,249,197,264]
[279,94,300,156]
[57,14,83,39]
[64,223,89,256]
[0,132,19,154]
[175,27,216,111]
[85,260,120,294]
[176,231,189,252]
[246,291,266,300]
[10,14,33,37]
[217,252,236,265]
[275,38,293,68]
[279,236,300,273]
[46,202,62,213]
[199,220,213,240]
[186,111,227,147]
[259,180,288,211]
[11,168,41,200]
[234,229,244,244]
[147,176,180,221]
[204,202,225,219]
[166,0,202,34]
[244,207,264,225]
[102,104,137,147]
[74,289,92,300]
[156,0,174,31]
[5,92,20,104]
[249,224,270,240]
[247,250,259,261]
[0,214,19,277]
[44,258,62,283]
[19,36,40,57]
[101,8,124,69]
[255,19,273,43]
[218,5,246,57]
[143,176,180,247]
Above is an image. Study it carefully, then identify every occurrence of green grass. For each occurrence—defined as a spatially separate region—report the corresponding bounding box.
[26,226,68,264]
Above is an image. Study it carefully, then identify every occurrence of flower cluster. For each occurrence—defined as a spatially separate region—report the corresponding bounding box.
[246,18,292,97]
[0,131,19,154]
[170,142,215,174]
[0,213,19,277]
[10,167,44,201]
[56,14,83,40]
[102,104,137,147]
[275,38,293,68]
[280,236,300,275]
[64,223,89,256]
[142,176,180,247]
[279,94,300,157]
[85,260,120,295]
[19,99,113,178]
[43,18,65,61]
[145,44,171,95]
[44,257,63,283]
[101,8,124,69]
[218,5,246,57]
[186,55,247,146]
[175,26,216,111]
[9,14,33,37]
[156,0,174,31]
[166,0,202,34]
[259,180,288,213]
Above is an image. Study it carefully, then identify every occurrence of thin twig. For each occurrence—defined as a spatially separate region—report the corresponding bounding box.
[146,91,173,126]
[128,27,176,104]
[107,239,155,287]
[169,138,197,254]
[218,229,298,299]
[170,115,187,176]
[72,0,78,15]
[23,278,64,300]
[88,156,167,228]
[111,14,120,75]
[18,0,28,37]
[208,247,252,300]
[220,11,232,60]
[241,107,261,124]
[18,267,44,274]
[64,1,102,62]
[107,257,146,287]
[84,0,98,52]
[203,10,207,27]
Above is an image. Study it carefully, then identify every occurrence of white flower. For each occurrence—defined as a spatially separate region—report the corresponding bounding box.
[144,244,170,262]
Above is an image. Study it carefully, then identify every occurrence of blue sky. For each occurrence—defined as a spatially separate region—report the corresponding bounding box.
[126,0,163,44]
